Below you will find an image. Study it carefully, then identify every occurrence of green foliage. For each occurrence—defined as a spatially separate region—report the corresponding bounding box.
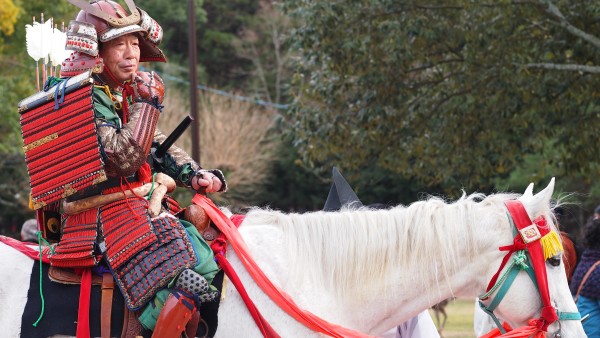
[139,0,206,60]
[255,133,330,211]
[233,1,294,105]
[254,130,442,211]
[199,0,259,88]
[282,0,600,194]
[0,154,34,231]
[135,0,206,81]
[141,0,260,87]
[143,0,287,100]
[0,0,20,37]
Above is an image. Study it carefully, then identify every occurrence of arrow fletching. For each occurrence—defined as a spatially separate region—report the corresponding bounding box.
[25,20,44,61]
[49,28,69,66]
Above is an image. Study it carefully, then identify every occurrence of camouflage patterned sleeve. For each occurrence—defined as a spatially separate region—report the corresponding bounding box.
[93,89,160,177]
[152,129,227,191]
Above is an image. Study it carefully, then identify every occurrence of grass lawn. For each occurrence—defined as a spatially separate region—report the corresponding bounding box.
[428,297,476,338]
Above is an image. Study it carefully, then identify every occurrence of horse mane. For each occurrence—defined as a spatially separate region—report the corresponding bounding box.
[242,191,554,305]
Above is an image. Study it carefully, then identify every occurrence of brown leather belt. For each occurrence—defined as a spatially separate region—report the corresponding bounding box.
[101,272,115,338]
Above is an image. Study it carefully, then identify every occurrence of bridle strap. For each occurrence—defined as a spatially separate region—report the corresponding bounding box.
[479,251,539,334]
[504,200,558,330]
[483,223,527,295]
[479,200,583,336]
[558,311,582,320]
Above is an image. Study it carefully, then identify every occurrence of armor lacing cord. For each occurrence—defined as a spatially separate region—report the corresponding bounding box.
[117,176,150,218]
[32,232,55,327]
[147,173,157,200]
[121,82,135,122]
[95,84,123,111]
[97,65,135,122]
[42,77,68,110]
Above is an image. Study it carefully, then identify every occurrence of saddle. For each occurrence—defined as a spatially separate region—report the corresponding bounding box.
[46,203,223,338]
[48,266,144,338]
[184,204,221,244]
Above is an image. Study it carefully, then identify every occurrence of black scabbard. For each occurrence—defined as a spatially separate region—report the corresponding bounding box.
[154,115,194,159]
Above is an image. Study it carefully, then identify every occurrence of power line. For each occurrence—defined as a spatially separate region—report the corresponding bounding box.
[140,66,290,110]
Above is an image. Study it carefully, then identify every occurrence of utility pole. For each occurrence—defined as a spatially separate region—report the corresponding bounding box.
[188,0,200,161]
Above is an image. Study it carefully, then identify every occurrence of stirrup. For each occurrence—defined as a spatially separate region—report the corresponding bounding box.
[151,291,197,338]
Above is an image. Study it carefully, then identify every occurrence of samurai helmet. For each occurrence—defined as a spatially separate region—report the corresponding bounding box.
[61,0,166,77]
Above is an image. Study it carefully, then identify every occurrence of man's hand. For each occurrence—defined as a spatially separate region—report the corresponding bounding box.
[191,170,223,193]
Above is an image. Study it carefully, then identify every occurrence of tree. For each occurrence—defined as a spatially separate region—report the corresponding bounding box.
[233,1,294,105]
[281,0,600,193]
[143,0,290,101]
[135,0,206,73]
[199,0,259,88]
[0,0,19,38]
[157,87,279,209]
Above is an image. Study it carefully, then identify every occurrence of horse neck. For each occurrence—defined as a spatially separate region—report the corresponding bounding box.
[363,206,508,331]
[239,203,508,334]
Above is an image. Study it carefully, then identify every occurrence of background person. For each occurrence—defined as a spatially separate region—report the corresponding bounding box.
[20,219,38,243]
[570,217,600,337]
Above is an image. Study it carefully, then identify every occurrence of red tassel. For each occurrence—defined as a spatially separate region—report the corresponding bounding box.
[137,162,152,184]
[479,322,513,338]
[479,320,545,338]
[121,82,134,123]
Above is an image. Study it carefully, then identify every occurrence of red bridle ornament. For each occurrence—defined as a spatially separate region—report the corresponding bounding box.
[480,200,564,337]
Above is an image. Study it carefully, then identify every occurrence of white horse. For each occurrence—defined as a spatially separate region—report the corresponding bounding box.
[0,179,585,337]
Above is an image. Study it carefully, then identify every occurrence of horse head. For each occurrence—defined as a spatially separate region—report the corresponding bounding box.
[479,178,585,337]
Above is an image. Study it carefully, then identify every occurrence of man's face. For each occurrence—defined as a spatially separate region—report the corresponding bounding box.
[100,34,140,84]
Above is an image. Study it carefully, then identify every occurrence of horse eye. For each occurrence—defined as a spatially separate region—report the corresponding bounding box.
[548,255,561,267]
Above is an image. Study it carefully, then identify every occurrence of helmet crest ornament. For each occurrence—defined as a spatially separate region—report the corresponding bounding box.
[61,0,166,78]
[66,0,140,28]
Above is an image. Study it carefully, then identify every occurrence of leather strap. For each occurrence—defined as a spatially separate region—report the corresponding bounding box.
[101,273,115,338]
[48,266,103,285]
[574,260,600,302]
[202,222,220,243]
[121,305,143,338]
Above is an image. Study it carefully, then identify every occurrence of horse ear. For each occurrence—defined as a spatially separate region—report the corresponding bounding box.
[323,167,363,211]
[523,183,534,199]
[521,177,555,219]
